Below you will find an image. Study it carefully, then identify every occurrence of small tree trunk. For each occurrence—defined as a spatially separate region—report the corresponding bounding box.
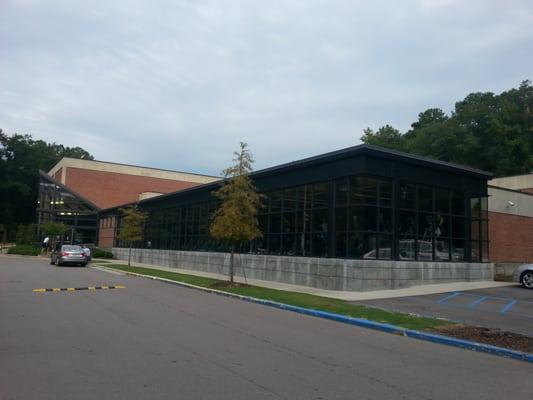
[230,243,234,283]
[128,243,132,267]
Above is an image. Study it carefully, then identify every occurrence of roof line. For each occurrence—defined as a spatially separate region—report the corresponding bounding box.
[100,144,493,213]
[243,144,492,178]
[56,157,220,179]
[491,172,533,179]
[38,170,101,210]
[488,184,533,197]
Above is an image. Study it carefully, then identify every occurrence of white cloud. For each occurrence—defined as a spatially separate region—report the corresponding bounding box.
[0,0,531,175]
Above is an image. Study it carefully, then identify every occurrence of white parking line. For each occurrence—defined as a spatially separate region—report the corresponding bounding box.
[90,265,126,276]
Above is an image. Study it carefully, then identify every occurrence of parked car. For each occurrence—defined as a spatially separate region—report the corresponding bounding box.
[514,264,533,289]
[50,245,88,267]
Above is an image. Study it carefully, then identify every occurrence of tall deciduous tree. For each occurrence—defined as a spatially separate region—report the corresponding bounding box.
[210,142,262,283]
[361,125,405,152]
[39,221,70,251]
[360,80,533,176]
[118,206,147,267]
[40,221,70,237]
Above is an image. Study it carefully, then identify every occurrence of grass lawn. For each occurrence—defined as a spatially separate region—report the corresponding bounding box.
[102,263,452,331]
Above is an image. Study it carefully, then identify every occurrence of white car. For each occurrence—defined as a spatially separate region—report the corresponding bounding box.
[514,264,533,289]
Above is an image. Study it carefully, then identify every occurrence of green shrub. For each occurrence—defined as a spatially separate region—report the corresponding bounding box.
[15,224,37,245]
[8,244,41,256]
[90,247,114,259]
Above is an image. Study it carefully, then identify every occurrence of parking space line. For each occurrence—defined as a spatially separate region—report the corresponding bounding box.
[500,300,518,314]
[436,292,461,304]
[467,296,488,309]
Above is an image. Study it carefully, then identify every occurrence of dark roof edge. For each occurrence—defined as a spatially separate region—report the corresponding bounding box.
[99,182,221,213]
[361,145,493,177]
[100,144,493,214]
[488,184,533,197]
[252,144,492,178]
[39,170,101,211]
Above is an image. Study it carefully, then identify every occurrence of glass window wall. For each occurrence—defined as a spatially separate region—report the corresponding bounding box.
[112,174,482,263]
[334,176,392,260]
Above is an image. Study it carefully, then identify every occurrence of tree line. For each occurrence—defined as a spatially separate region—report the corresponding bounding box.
[0,130,93,240]
[361,80,533,177]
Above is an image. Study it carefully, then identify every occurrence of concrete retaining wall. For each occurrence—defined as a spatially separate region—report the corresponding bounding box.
[112,248,494,292]
[494,262,523,282]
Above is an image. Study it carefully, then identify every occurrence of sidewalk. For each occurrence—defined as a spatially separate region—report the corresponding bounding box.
[95,258,514,301]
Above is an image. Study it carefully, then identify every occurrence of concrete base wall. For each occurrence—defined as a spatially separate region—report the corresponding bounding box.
[494,262,523,282]
[112,248,494,292]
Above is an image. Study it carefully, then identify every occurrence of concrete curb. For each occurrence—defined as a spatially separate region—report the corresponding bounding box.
[93,264,533,364]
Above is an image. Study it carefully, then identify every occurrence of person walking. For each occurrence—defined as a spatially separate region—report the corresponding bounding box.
[82,244,91,262]
[41,236,50,255]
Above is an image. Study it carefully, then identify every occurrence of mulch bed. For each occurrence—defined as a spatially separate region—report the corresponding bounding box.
[431,325,533,354]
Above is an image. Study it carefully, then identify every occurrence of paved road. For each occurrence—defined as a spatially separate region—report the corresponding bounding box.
[353,286,533,336]
[1,255,532,400]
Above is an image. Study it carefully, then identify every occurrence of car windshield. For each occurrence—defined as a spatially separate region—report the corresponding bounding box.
[62,246,82,251]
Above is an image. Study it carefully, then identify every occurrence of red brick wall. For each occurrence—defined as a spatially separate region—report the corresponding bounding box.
[64,167,201,209]
[489,211,533,263]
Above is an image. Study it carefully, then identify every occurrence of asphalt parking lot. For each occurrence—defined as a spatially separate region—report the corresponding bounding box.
[353,285,533,336]
[2,255,532,400]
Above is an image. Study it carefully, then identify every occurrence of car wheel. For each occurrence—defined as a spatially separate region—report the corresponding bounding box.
[82,263,87,267]
[521,271,533,289]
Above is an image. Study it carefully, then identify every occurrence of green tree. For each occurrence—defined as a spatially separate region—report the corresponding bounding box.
[360,80,533,176]
[210,142,263,283]
[361,125,406,151]
[118,206,147,267]
[403,109,468,163]
[40,221,70,242]
[39,221,70,252]
[0,130,93,235]
[15,224,37,245]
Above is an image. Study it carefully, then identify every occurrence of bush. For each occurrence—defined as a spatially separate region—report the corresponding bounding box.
[90,247,114,259]
[16,224,37,245]
[8,244,41,256]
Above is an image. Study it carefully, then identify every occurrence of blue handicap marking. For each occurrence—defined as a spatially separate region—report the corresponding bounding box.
[436,292,461,304]
[500,299,518,314]
[467,296,488,309]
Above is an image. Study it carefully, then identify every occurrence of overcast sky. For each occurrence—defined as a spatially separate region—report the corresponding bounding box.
[1,0,532,176]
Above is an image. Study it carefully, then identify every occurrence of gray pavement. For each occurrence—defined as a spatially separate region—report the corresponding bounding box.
[353,286,533,336]
[1,254,532,400]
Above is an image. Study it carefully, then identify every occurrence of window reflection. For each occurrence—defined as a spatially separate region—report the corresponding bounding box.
[113,174,478,263]
[38,175,98,244]
[335,176,392,260]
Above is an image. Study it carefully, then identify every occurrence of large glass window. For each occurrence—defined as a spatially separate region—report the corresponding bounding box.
[37,175,98,244]
[255,182,329,257]
[398,182,465,262]
[470,197,489,262]
[113,174,478,264]
[335,175,392,260]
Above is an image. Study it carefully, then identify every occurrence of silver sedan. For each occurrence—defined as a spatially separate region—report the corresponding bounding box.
[50,245,88,267]
[514,264,533,289]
